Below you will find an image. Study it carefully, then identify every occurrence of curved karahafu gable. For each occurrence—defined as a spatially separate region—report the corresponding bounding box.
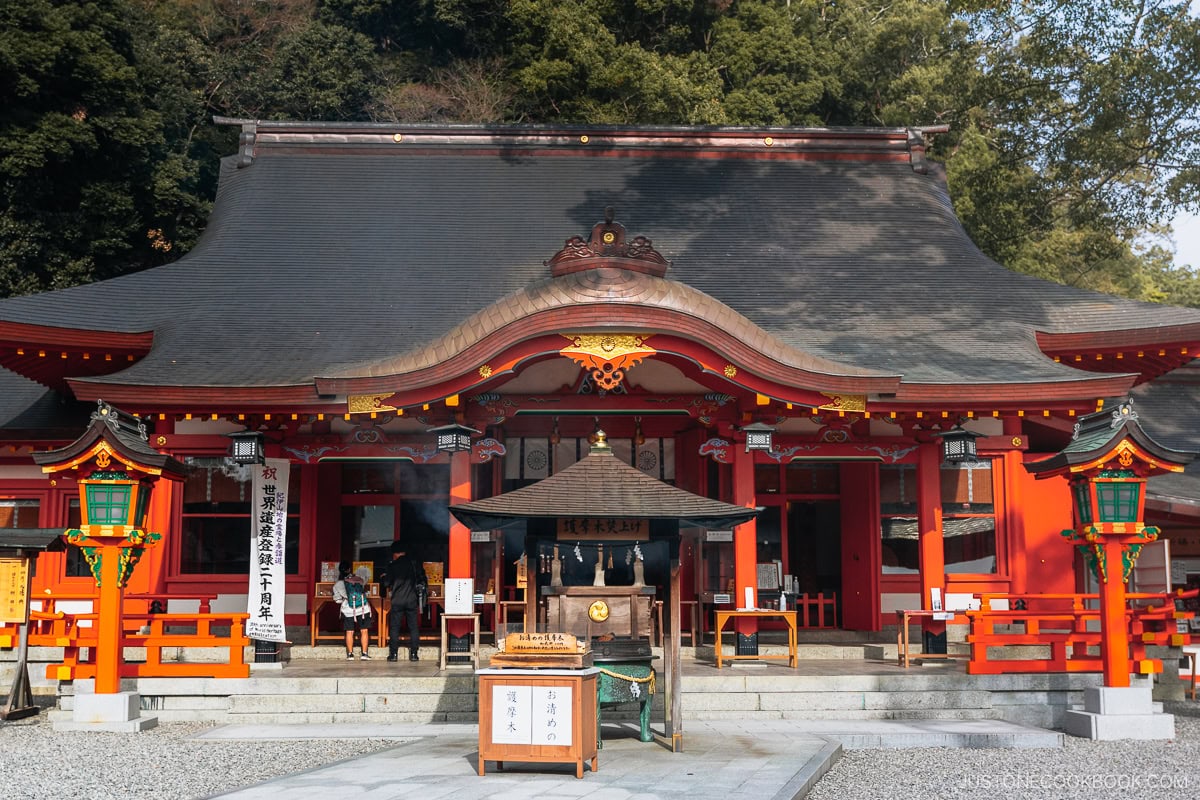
[0,123,1194,408]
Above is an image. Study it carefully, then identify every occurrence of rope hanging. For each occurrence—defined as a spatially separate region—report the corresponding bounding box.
[596,666,655,698]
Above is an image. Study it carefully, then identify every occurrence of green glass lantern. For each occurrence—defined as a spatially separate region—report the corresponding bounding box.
[80,472,155,528]
[1094,480,1141,523]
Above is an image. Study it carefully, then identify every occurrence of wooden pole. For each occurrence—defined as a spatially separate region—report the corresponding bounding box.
[1,621,36,720]
[668,557,683,752]
[1099,539,1131,687]
[95,543,124,694]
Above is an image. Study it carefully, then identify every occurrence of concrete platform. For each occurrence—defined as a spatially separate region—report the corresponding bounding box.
[197,722,840,800]
[194,716,1061,800]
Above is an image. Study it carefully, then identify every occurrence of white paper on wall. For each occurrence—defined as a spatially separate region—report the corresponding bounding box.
[445,578,473,615]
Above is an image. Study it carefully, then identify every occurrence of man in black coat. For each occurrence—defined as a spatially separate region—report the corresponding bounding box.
[385,541,426,662]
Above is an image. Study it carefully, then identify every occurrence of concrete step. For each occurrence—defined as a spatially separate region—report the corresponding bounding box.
[775,719,1064,749]
[45,665,1098,730]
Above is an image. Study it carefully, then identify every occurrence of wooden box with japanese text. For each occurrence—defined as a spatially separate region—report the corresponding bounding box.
[477,668,599,779]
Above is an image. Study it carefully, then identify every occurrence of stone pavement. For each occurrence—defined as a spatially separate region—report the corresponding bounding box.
[195,717,1060,800]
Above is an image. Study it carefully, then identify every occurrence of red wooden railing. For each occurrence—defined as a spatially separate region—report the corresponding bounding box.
[965,590,1194,675]
[1,595,249,681]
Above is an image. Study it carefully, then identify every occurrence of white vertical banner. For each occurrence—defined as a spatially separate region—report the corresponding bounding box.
[246,458,290,643]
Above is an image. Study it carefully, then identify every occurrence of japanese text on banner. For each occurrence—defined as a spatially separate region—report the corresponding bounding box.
[246,458,289,642]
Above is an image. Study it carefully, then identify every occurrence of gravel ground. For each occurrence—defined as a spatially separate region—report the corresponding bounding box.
[0,713,397,800]
[5,706,1200,800]
[809,714,1200,800]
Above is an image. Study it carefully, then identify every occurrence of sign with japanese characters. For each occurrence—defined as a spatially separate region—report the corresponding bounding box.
[246,458,290,643]
[490,684,573,746]
[0,558,30,624]
[445,578,473,614]
[556,518,649,541]
[505,632,580,654]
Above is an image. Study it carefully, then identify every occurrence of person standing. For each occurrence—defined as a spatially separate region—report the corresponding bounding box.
[332,561,373,660]
[385,541,426,662]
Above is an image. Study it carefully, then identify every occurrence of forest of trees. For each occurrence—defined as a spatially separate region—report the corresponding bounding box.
[2,0,1199,306]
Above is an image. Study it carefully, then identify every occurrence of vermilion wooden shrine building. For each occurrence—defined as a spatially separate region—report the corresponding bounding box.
[0,122,1197,648]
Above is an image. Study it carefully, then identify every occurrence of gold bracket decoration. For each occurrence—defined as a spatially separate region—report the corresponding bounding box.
[560,333,655,391]
[819,393,867,413]
[348,393,398,414]
[65,528,162,587]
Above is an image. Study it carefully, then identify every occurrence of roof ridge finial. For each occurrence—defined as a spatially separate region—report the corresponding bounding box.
[545,210,671,278]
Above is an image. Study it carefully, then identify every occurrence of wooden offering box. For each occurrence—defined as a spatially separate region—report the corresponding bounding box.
[477,668,599,779]
[545,586,655,639]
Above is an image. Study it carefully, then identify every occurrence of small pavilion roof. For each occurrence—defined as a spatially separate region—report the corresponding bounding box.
[1025,396,1197,476]
[0,529,66,553]
[449,432,758,531]
[31,401,189,479]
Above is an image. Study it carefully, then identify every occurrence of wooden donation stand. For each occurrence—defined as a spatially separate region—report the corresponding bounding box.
[478,633,599,778]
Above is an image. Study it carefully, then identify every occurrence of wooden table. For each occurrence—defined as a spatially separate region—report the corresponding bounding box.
[895,609,966,667]
[309,592,386,648]
[714,609,797,668]
[439,613,481,670]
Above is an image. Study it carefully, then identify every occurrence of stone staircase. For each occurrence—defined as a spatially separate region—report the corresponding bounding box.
[38,639,1100,731]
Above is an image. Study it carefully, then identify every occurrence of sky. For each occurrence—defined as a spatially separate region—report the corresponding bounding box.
[1172,209,1200,270]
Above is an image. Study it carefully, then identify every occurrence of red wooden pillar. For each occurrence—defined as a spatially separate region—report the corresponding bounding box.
[1002,418,1027,596]
[137,480,175,597]
[916,442,945,638]
[732,444,757,640]
[840,461,880,631]
[447,450,472,639]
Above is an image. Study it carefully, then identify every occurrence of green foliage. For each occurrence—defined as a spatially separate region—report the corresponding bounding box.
[1,0,1197,308]
[0,0,167,295]
[246,22,376,119]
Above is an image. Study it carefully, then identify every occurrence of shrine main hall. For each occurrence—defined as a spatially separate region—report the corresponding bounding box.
[0,122,1196,653]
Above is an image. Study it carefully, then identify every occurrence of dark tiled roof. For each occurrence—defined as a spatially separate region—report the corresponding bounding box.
[1134,361,1200,506]
[1132,360,1200,451]
[450,437,757,529]
[0,124,1196,394]
[0,369,89,434]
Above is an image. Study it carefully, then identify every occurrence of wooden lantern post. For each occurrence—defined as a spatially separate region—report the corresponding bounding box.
[33,402,188,694]
[1026,399,1195,687]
